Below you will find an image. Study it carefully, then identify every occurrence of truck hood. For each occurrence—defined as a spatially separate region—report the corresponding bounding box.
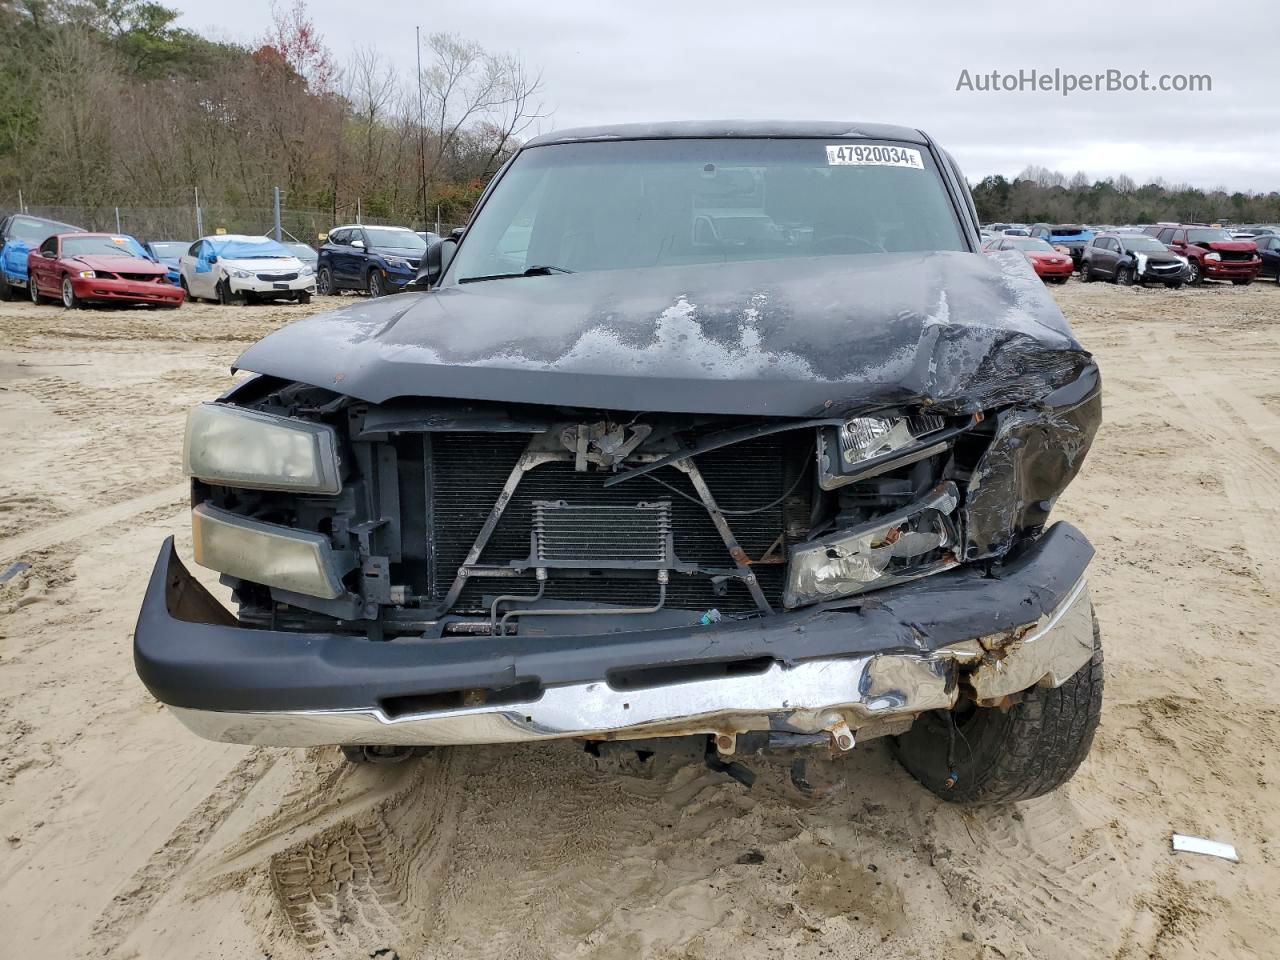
[1194,240,1257,253]
[234,250,1092,418]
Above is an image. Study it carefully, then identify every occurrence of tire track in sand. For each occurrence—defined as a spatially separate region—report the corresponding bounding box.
[0,483,187,562]
[85,749,276,959]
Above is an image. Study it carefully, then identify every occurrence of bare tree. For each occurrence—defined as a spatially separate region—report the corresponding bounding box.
[419,33,548,205]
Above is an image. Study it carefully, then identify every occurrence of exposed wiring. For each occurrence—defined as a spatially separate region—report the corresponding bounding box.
[639,458,811,516]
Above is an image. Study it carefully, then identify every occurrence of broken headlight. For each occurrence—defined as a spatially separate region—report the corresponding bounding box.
[816,413,948,490]
[783,482,960,608]
[183,402,342,494]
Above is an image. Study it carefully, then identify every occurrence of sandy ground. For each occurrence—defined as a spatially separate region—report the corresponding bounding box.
[0,280,1277,959]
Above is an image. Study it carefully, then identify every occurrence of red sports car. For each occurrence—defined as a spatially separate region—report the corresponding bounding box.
[982,235,1074,283]
[27,233,184,309]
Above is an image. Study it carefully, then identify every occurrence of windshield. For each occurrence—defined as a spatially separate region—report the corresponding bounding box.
[1049,227,1089,239]
[1121,236,1167,252]
[451,138,966,281]
[285,243,317,258]
[363,228,426,250]
[210,237,293,260]
[1005,237,1054,252]
[147,242,187,258]
[1187,228,1235,243]
[62,235,149,258]
[9,217,76,244]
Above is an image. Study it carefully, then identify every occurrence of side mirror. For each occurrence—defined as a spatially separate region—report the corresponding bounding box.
[207,255,218,264]
[43,249,56,258]
[352,239,365,249]
[411,237,458,288]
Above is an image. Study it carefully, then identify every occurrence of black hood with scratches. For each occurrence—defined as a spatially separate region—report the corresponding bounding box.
[234,250,1091,418]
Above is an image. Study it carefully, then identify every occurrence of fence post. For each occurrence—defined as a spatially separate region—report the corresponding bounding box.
[435,205,441,235]
[357,197,362,224]
[273,186,282,241]
[195,186,203,237]
[17,189,24,214]
[114,207,121,233]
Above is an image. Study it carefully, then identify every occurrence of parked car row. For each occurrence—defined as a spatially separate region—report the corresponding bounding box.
[0,212,335,309]
[983,218,1272,288]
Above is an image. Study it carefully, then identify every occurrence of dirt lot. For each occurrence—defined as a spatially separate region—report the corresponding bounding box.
[1,281,1277,959]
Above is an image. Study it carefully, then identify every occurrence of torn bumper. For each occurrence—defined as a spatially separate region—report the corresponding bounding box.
[134,524,1096,748]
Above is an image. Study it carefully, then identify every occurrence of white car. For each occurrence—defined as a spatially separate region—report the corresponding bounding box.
[179,235,316,305]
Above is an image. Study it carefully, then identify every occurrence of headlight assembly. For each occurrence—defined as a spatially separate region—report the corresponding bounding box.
[384,256,411,269]
[816,412,955,490]
[192,503,347,599]
[783,482,960,608]
[183,403,342,493]
[1204,252,1221,262]
[231,269,252,279]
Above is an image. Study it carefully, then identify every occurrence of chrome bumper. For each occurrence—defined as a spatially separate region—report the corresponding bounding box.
[168,579,1094,749]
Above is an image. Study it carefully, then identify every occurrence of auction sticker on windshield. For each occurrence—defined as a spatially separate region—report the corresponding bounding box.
[825,145,923,168]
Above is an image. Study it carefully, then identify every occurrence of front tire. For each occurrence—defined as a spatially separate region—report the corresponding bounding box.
[367,269,385,298]
[216,279,245,306]
[1187,261,1203,285]
[1116,266,1134,286]
[61,276,80,309]
[297,291,312,304]
[1079,262,1093,283]
[30,278,49,304]
[893,612,1104,805]
[316,266,333,296]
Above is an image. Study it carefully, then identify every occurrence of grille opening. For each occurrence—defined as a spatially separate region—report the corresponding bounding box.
[607,656,775,692]
[427,432,809,613]
[381,679,543,718]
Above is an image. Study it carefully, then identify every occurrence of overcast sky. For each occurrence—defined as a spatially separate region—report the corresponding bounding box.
[170,0,1278,192]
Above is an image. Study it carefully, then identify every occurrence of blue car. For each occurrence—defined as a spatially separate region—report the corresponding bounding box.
[0,213,83,299]
[143,241,190,287]
[1254,234,1280,283]
[316,224,427,297]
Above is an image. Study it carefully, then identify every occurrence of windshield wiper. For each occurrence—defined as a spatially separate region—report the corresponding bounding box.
[459,264,575,283]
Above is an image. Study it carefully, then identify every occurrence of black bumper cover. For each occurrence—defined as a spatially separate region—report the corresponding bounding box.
[134,523,1094,714]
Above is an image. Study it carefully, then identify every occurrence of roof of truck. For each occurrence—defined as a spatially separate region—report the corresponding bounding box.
[524,120,929,148]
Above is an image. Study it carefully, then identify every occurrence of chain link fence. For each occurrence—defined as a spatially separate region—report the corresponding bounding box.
[4,201,464,248]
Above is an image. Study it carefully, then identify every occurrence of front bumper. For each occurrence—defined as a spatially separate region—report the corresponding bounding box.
[1138,263,1188,284]
[135,523,1096,748]
[1202,259,1260,280]
[380,267,417,289]
[1031,259,1073,278]
[227,275,316,295]
[72,276,184,305]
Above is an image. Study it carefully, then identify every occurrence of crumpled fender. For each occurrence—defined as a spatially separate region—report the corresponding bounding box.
[962,363,1102,560]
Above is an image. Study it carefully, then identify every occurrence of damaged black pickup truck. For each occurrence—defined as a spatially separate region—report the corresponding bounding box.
[135,121,1103,805]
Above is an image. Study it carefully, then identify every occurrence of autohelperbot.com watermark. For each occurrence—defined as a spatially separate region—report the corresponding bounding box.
[955,68,1211,96]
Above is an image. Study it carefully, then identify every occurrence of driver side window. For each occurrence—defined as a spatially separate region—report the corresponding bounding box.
[39,237,58,256]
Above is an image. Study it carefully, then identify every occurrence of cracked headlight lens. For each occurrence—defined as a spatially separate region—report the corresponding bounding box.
[183,403,342,494]
[783,483,960,607]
